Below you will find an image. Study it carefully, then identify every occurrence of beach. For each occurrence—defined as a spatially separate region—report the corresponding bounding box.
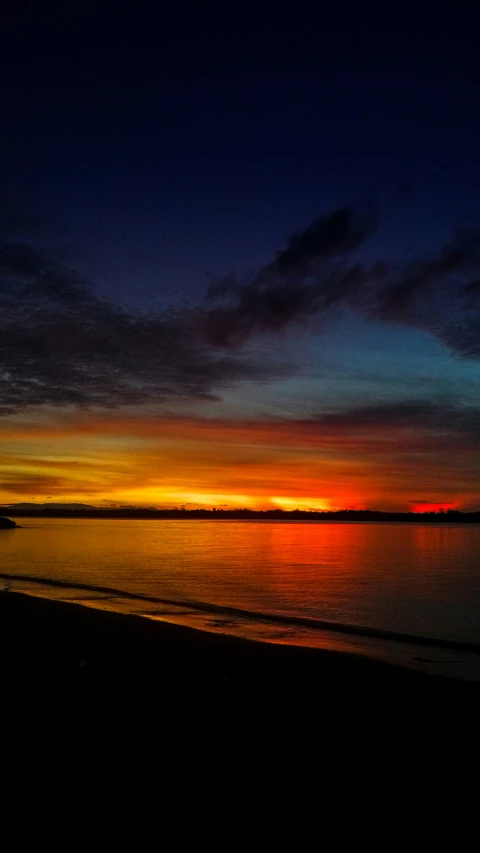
[1,590,477,708]
[0,590,478,842]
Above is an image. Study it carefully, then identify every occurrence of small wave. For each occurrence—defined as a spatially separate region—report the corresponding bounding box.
[1,570,480,656]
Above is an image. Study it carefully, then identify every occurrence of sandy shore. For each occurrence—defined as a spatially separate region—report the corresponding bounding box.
[1,590,477,698]
[1,590,478,841]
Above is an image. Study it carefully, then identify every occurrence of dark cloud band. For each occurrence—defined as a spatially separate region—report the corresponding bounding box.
[2,202,480,416]
[0,240,269,415]
[203,208,480,358]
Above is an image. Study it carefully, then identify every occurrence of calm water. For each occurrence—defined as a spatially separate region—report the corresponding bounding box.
[1,518,480,680]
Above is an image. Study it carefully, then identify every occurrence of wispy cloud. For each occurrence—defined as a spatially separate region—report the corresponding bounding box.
[203,208,480,358]
[313,400,480,442]
[203,205,379,346]
[0,238,273,415]
[1,400,478,508]
[5,398,477,452]
[3,203,480,417]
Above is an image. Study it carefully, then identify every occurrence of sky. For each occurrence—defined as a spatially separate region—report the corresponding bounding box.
[1,13,480,511]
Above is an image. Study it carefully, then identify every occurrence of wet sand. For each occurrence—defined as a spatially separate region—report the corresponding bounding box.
[1,589,477,701]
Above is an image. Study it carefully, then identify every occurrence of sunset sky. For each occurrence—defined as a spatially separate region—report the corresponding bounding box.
[1,14,480,511]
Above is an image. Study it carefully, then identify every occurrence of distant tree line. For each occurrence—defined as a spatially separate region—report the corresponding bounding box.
[1,506,479,522]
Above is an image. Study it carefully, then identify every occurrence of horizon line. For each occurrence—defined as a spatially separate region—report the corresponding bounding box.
[2,504,479,517]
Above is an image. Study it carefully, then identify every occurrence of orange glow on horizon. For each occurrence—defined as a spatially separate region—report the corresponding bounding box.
[271,496,333,512]
[0,408,478,512]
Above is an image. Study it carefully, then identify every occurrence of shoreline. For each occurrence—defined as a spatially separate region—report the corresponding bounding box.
[2,587,479,842]
[3,569,480,659]
[1,589,477,696]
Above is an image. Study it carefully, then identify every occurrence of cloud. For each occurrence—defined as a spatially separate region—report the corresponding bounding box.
[263,206,375,278]
[203,206,378,346]
[4,202,480,418]
[0,239,272,415]
[376,228,480,322]
[2,397,478,508]
[13,398,478,453]
[313,399,480,445]
[203,208,480,359]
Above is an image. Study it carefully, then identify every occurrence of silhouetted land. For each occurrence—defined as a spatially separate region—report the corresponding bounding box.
[2,505,480,522]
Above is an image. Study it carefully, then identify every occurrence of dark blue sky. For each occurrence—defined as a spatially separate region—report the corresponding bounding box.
[3,14,480,308]
[2,14,480,509]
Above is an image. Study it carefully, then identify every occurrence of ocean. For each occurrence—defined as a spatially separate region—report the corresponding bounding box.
[1,518,480,681]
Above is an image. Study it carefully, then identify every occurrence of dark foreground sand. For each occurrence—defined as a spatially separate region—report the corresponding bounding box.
[1,591,478,841]
[1,589,478,715]
[1,589,476,694]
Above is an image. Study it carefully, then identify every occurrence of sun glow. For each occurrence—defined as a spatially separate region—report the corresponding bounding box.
[0,409,478,512]
[270,496,333,512]
[149,490,258,509]
[410,501,459,514]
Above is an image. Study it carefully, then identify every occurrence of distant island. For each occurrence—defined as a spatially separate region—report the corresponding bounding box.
[0,517,17,529]
[1,504,479,523]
